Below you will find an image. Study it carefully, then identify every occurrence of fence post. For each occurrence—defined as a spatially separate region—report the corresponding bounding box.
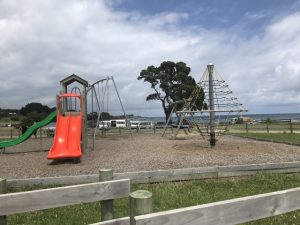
[266,123,269,133]
[153,125,156,134]
[0,178,7,225]
[130,190,152,225]
[99,169,114,221]
[119,127,121,135]
[245,123,248,133]
[289,120,293,134]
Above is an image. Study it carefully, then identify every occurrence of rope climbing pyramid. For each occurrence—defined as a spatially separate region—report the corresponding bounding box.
[164,64,247,146]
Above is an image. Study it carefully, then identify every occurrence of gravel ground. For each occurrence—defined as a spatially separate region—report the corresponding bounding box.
[1,133,300,179]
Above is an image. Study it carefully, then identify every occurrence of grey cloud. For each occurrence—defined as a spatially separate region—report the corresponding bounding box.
[0,0,300,116]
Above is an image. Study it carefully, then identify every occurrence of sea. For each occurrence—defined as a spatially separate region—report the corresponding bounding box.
[140,113,300,123]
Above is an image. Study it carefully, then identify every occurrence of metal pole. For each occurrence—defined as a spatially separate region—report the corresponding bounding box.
[208,64,216,147]
[111,77,126,118]
[111,77,132,135]
[93,87,102,140]
[91,87,95,150]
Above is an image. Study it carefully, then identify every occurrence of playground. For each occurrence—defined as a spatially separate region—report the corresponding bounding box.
[1,68,300,180]
[1,67,300,225]
[1,133,300,179]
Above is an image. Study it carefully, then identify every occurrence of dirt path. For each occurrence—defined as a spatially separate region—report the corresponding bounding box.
[1,133,300,179]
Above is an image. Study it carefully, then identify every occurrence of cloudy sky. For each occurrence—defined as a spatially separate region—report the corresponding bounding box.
[1,0,300,116]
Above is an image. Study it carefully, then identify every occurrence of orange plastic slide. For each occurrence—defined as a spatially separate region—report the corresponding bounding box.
[47,94,82,159]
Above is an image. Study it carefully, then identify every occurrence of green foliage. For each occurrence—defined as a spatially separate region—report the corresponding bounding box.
[264,117,278,124]
[236,117,244,124]
[10,115,20,121]
[138,61,205,121]
[19,103,55,122]
[20,103,52,116]
[87,112,112,121]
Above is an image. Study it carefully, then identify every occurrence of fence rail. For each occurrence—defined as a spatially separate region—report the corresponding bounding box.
[0,179,130,216]
[7,161,300,188]
[230,120,300,134]
[135,186,300,225]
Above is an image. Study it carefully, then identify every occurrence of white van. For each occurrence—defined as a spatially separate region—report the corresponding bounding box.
[110,119,127,128]
[130,121,140,129]
[139,121,154,129]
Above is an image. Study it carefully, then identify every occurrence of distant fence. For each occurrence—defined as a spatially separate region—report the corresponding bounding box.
[88,126,174,136]
[230,119,300,134]
[0,125,174,141]
[0,127,51,140]
[2,118,300,140]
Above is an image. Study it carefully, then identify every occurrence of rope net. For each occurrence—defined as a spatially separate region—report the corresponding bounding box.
[168,65,247,144]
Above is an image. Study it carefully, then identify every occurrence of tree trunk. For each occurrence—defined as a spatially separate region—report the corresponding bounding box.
[164,107,173,124]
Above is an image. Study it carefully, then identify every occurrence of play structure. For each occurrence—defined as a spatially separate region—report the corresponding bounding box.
[88,76,131,149]
[163,64,247,146]
[0,73,128,161]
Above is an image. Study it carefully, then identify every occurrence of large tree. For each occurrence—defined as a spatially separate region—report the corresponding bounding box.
[138,61,205,121]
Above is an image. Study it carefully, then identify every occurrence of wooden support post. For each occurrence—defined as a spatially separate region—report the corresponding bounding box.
[290,120,293,134]
[130,190,152,225]
[153,125,156,134]
[10,129,12,139]
[99,169,114,221]
[0,178,7,225]
[267,123,270,133]
[82,90,88,152]
[246,123,248,133]
[119,127,121,135]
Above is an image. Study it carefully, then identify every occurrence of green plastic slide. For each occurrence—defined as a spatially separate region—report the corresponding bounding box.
[0,110,57,149]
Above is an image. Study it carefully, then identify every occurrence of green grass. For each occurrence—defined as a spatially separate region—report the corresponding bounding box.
[235,133,300,145]
[7,173,300,225]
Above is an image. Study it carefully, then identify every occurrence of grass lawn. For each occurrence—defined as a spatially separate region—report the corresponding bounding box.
[7,173,300,225]
[235,133,300,145]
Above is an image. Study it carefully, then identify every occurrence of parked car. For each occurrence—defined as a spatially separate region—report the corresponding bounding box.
[98,121,110,130]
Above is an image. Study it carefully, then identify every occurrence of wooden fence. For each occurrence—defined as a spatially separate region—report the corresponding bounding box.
[134,187,300,225]
[90,186,300,225]
[230,120,300,134]
[7,161,300,188]
[1,165,300,225]
[0,180,129,216]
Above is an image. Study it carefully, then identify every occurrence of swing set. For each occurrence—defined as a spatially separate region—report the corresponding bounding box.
[87,76,131,149]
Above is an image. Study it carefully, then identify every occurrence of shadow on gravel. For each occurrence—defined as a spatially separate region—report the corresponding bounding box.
[48,158,81,165]
[1,149,49,154]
